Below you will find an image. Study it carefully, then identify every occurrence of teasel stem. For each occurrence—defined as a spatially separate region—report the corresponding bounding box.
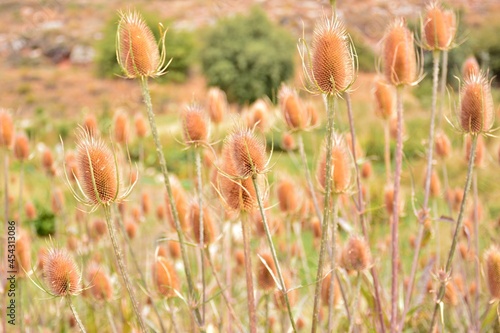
[240,212,257,333]
[139,77,203,327]
[167,299,180,333]
[400,50,440,330]
[113,205,166,333]
[438,50,449,127]
[264,293,270,333]
[390,86,404,333]
[311,94,335,333]
[103,206,146,332]
[442,163,453,215]
[205,248,245,332]
[348,272,362,333]
[327,194,339,332]
[297,133,322,220]
[345,93,386,333]
[384,121,392,182]
[251,175,297,332]
[68,296,87,333]
[106,303,118,333]
[195,149,206,324]
[430,134,478,329]
[472,171,480,330]
[18,160,24,223]
[337,272,352,322]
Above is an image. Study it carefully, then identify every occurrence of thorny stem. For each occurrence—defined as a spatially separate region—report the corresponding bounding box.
[68,296,87,333]
[104,206,147,332]
[252,176,297,332]
[297,133,322,220]
[390,86,404,333]
[139,77,203,328]
[430,134,478,329]
[348,272,362,333]
[240,213,257,333]
[472,171,480,331]
[113,205,166,333]
[384,121,392,182]
[437,51,449,127]
[311,94,335,333]
[400,50,440,331]
[195,149,206,324]
[345,93,386,333]
[327,195,339,332]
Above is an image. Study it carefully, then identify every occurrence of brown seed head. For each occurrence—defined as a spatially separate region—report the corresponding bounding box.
[165,177,189,231]
[134,113,148,138]
[279,85,306,130]
[87,264,113,301]
[156,204,165,221]
[83,114,98,135]
[14,133,30,161]
[274,271,297,309]
[168,240,181,259]
[374,78,395,119]
[257,252,278,291]
[460,72,494,134]
[435,131,451,159]
[317,136,351,193]
[117,10,161,78]
[25,201,37,220]
[321,272,340,306]
[225,128,267,178]
[42,148,54,172]
[429,170,441,198]
[182,104,209,144]
[43,248,81,296]
[125,219,137,239]
[462,56,480,79]
[190,202,216,245]
[306,103,319,127]
[423,2,456,50]
[341,236,371,271]
[0,109,14,148]
[76,129,118,205]
[141,191,151,215]
[281,132,296,151]
[361,161,372,179]
[311,17,354,95]
[247,100,270,132]
[15,230,31,277]
[65,151,79,182]
[114,111,129,144]
[153,256,179,298]
[277,177,299,213]
[207,87,227,124]
[92,218,107,240]
[485,246,500,300]
[383,18,417,86]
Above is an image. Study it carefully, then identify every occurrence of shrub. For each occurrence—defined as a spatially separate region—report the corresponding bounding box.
[34,208,56,237]
[95,11,196,82]
[200,8,295,105]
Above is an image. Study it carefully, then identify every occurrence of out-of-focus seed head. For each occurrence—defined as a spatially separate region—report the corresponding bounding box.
[374,78,395,119]
[225,127,267,178]
[279,85,307,130]
[65,151,79,182]
[462,56,480,79]
[207,87,227,124]
[273,271,297,309]
[125,219,137,239]
[83,114,99,135]
[25,201,37,220]
[303,16,355,96]
[190,201,216,245]
[276,177,299,213]
[168,240,181,259]
[87,263,113,301]
[281,132,296,151]
[465,134,484,167]
[422,2,456,50]
[43,247,81,296]
[257,252,277,291]
[435,131,451,159]
[14,133,30,161]
[153,256,179,298]
[383,18,418,86]
[182,104,209,145]
[156,204,165,221]
[141,191,151,215]
[15,230,31,277]
[246,100,270,133]
[459,72,494,134]
[429,170,441,198]
[320,272,340,307]
[0,109,14,148]
[306,103,319,127]
[341,236,372,271]
[51,187,65,215]
[485,246,500,300]
[317,135,352,193]
[134,113,148,138]
[117,10,168,78]
[114,110,129,145]
[165,176,189,231]
[42,148,54,173]
[92,218,107,241]
[361,161,372,179]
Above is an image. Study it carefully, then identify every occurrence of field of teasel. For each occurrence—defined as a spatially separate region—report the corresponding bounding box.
[2,1,500,332]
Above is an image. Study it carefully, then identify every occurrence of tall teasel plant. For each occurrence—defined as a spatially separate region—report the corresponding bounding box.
[401,2,457,327]
[298,14,356,332]
[381,17,422,332]
[115,9,205,328]
[430,71,495,329]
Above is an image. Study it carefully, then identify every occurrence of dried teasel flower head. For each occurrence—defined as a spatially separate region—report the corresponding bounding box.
[281,132,296,151]
[65,151,79,182]
[15,229,31,277]
[43,247,82,297]
[0,109,14,148]
[459,72,494,134]
[485,246,500,300]
[373,78,395,120]
[300,16,356,96]
[321,272,340,307]
[153,256,179,298]
[182,103,210,145]
[316,134,352,194]
[276,177,300,214]
[207,87,227,124]
[278,85,307,130]
[246,100,270,132]
[189,201,216,245]
[87,263,113,301]
[383,18,419,86]
[42,147,54,173]
[14,133,30,161]
[435,130,451,159]
[274,271,297,309]
[257,252,278,291]
[341,236,372,271]
[114,110,129,144]
[422,1,457,51]
[134,113,148,138]
[83,114,99,135]
[165,176,189,231]
[462,56,480,79]
[116,10,169,78]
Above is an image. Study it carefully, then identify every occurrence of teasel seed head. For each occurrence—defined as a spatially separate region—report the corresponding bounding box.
[43,247,81,297]
[51,187,65,215]
[165,176,189,231]
[279,85,307,130]
[301,16,356,96]
[65,151,79,182]
[277,177,299,214]
[429,170,441,198]
[92,218,107,241]
[306,103,319,127]
[373,78,395,119]
[317,135,352,194]
[459,72,494,134]
[225,127,267,179]
[0,109,14,148]
[321,272,340,307]
[114,110,129,145]
[361,161,372,179]
[257,252,278,291]
[15,229,31,277]
[125,219,138,239]
[116,10,169,78]
[156,204,165,221]
[341,236,372,271]
[273,271,297,309]
[281,132,296,151]
[207,87,227,124]
[42,148,54,173]
[485,246,500,300]
[422,2,456,51]
[190,201,216,245]
[134,113,148,138]
[246,100,270,132]
[168,240,181,259]
[434,130,451,159]
[25,201,37,220]
[87,263,113,301]
[383,18,418,86]
[83,114,98,135]
[153,256,179,298]
[182,103,209,145]
[462,56,480,79]
[13,133,29,161]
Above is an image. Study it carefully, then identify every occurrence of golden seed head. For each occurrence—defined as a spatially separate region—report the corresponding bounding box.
[485,246,500,300]
[153,256,179,298]
[462,56,480,79]
[310,17,355,95]
[43,248,81,297]
[423,2,456,50]
[434,131,451,159]
[114,110,129,144]
[257,252,277,291]
[190,201,216,245]
[225,127,267,178]
[0,109,14,148]
[117,10,161,78]
[383,18,417,86]
[134,113,148,138]
[182,104,209,144]
[341,236,372,271]
[76,129,118,205]
[87,264,113,301]
[207,87,227,124]
[374,78,395,119]
[279,85,307,130]
[317,135,352,193]
[13,133,30,161]
[460,72,494,134]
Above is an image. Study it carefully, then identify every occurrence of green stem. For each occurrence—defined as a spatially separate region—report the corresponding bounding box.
[297,133,322,221]
[311,94,336,333]
[241,213,257,333]
[252,176,297,332]
[103,206,146,332]
[139,77,203,328]
[195,149,206,324]
[430,134,478,329]
[327,195,339,332]
[348,273,362,333]
[68,297,87,333]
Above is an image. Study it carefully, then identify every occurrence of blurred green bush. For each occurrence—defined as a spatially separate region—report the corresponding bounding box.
[95,11,196,83]
[200,8,295,105]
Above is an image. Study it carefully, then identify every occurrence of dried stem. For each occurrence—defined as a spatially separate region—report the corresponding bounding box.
[472,171,480,331]
[103,206,146,332]
[437,51,449,127]
[327,195,339,332]
[430,134,478,328]
[400,50,440,330]
[311,94,335,333]
[139,77,203,327]
[384,121,392,182]
[68,296,87,333]
[240,213,257,333]
[348,272,362,333]
[297,133,322,220]
[251,175,297,332]
[195,149,206,324]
